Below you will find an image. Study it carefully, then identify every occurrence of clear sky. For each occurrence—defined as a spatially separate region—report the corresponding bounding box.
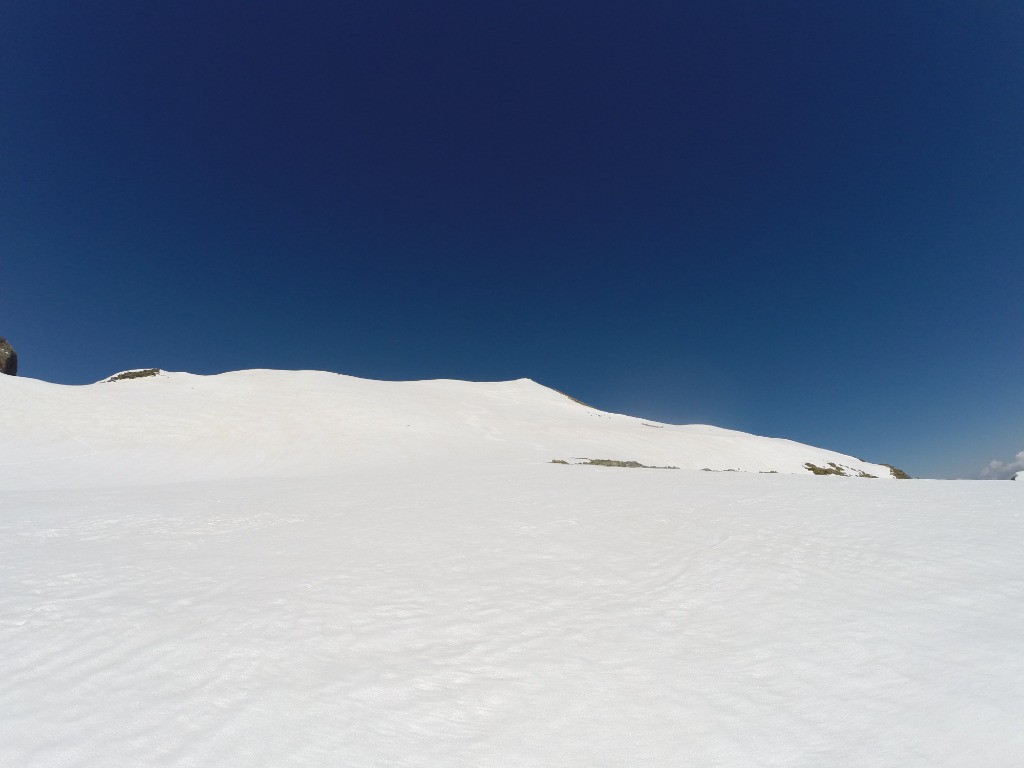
[3,1,1022,479]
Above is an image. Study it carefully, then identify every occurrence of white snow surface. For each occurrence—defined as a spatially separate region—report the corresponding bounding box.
[1,369,893,489]
[3,370,1023,766]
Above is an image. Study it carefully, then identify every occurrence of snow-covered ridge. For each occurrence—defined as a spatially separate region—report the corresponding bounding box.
[1,368,896,489]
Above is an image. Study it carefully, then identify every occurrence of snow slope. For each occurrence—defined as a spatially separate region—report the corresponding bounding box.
[0,369,894,489]
[2,370,1022,767]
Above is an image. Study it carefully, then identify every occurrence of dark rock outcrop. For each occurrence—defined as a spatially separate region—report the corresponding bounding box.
[881,463,911,479]
[0,337,16,376]
[105,369,161,382]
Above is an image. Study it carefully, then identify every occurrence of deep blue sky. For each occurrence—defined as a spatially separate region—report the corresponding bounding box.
[3,1,1022,478]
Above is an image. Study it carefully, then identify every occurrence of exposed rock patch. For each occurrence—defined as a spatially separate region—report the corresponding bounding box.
[804,462,877,478]
[0,337,16,376]
[105,369,161,382]
[552,458,679,469]
[881,463,912,479]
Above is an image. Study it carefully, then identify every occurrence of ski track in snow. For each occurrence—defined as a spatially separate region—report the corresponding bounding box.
[3,467,1023,767]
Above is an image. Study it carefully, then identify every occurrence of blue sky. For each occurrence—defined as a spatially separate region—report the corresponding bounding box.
[3,1,1022,479]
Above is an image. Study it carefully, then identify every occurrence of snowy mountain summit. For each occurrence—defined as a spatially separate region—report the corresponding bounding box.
[2,368,897,489]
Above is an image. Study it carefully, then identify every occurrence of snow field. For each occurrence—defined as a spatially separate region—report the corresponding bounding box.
[3,468,1023,767]
[2,370,1021,766]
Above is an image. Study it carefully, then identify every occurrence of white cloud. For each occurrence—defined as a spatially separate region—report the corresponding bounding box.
[980,450,1024,480]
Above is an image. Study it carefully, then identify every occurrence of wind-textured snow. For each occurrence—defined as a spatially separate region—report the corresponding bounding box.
[2,370,1022,767]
